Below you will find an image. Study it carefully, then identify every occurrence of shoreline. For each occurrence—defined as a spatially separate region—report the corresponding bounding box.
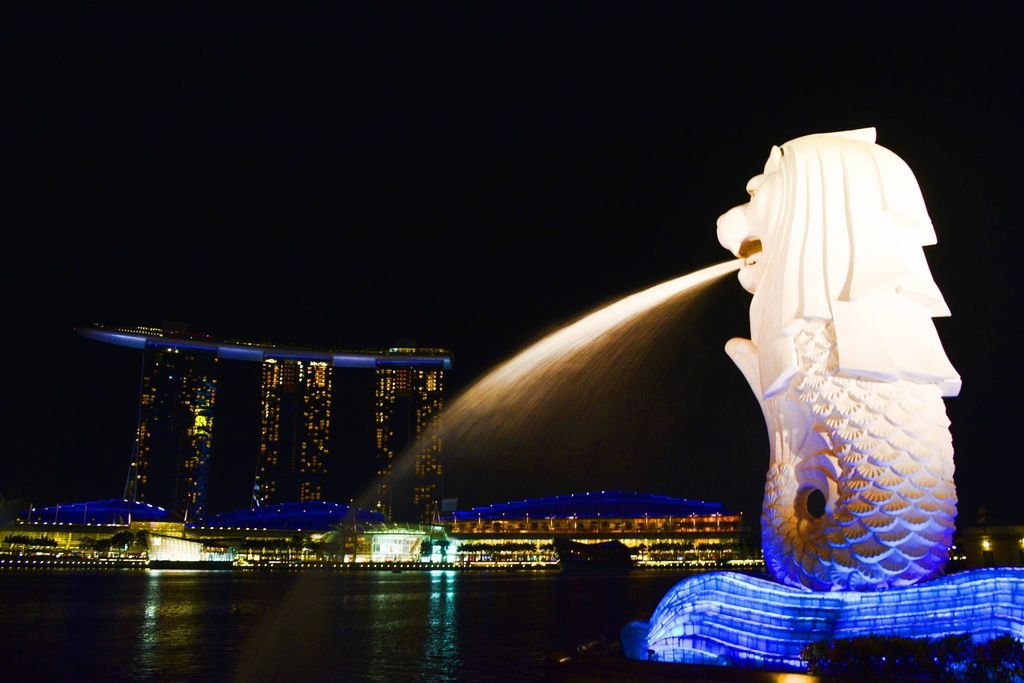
[0,555,765,574]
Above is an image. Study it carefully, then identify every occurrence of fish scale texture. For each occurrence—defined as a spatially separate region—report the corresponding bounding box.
[761,319,956,591]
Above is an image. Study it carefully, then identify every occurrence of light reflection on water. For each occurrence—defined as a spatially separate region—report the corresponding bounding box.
[133,570,244,680]
[135,570,161,678]
[422,570,459,680]
[0,569,687,682]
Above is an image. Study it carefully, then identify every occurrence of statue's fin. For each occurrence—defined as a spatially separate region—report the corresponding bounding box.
[725,337,761,398]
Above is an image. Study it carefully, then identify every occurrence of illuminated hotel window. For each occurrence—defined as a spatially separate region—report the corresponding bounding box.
[254,359,332,505]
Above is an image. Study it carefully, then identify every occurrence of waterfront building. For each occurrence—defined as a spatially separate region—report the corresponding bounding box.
[254,359,332,505]
[128,338,217,522]
[5,499,181,559]
[374,348,447,523]
[3,499,386,565]
[954,525,1024,569]
[352,525,448,563]
[447,491,756,567]
[146,533,235,565]
[4,493,755,569]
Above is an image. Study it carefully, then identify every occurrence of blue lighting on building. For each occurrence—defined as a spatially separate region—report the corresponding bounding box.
[144,339,217,354]
[622,568,1024,671]
[329,354,377,368]
[22,499,174,525]
[264,351,333,363]
[375,357,450,369]
[217,346,264,362]
[192,501,386,531]
[451,491,727,522]
[77,325,453,370]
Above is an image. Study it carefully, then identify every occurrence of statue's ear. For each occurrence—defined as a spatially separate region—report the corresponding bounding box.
[764,145,783,172]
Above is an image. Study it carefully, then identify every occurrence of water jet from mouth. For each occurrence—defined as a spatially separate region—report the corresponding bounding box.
[361,259,742,519]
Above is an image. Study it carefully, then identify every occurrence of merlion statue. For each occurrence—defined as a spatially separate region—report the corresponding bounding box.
[620,131,1017,668]
[716,128,961,591]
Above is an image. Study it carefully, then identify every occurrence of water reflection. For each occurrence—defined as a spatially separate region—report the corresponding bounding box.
[0,570,686,681]
[133,570,246,680]
[361,574,422,681]
[135,570,162,677]
[422,570,459,680]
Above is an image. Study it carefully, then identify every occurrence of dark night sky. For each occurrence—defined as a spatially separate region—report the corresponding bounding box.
[6,6,1022,526]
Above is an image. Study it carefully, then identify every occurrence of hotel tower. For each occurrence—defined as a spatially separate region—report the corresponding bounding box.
[126,341,217,522]
[375,353,446,523]
[253,359,332,505]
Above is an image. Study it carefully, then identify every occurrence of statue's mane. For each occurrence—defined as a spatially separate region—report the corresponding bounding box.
[750,129,960,397]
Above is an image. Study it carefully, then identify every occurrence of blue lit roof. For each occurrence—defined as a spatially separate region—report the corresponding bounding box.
[77,325,453,370]
[21,499,175,525]
[450,491,730,522]
[191,501,386,531]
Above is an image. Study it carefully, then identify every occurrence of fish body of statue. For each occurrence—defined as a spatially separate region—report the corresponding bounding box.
[716,129,961,591]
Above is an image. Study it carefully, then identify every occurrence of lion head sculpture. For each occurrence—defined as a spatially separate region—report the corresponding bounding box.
[717,127,960,400]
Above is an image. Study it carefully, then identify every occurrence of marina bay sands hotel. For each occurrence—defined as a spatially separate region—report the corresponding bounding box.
[78,324,452,524]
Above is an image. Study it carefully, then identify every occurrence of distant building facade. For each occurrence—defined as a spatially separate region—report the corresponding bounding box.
[8,493,756,570]
[448,491,755,566]
[954,525,1024,569]
[127,343,217,522]
[253,359,332,505]
[374,352,446,523]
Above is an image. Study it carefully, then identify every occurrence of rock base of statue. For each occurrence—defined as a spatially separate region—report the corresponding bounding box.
[621,568,1024,671]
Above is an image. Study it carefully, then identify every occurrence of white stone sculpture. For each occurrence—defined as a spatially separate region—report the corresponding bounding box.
[716,128,961,591]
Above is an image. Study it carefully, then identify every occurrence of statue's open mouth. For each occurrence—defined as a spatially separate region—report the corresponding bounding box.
[738,238,762,266]
[737,238,762,259]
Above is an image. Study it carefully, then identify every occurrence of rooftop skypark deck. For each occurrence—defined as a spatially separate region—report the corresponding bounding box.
[77,324,453,369]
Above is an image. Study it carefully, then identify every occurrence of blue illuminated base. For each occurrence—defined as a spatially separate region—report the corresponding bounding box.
[622,568,1024,671]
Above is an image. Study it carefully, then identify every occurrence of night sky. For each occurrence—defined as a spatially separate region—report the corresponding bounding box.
[7,7,1022,527]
